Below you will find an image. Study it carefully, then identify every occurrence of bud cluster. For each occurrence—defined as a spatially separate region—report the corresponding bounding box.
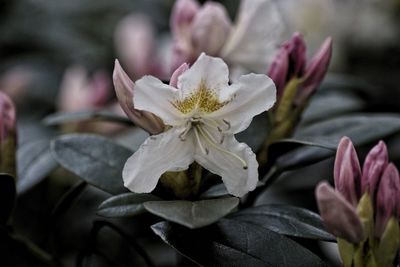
[316,137,400,267]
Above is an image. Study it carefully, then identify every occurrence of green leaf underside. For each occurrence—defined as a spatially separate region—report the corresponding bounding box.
[144,197,239,229]
[229,204,335,241]
[42,110,132,126]
[97,193,161,217]
[51,134,132,195]
[151,219,327,267]
[17,139,58,194]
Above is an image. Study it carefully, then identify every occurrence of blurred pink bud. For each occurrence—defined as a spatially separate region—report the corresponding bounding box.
[58,66,111,113]
[0,91,17,175]
[375,163,400,237]
[297,37,332,104]
[115,15,162,79]
[190,2,231,56]
[334,137,361,206]
[315,181,364,243]
[0,92,16,142]
[170,0,199,35]
[169,63,189,88]
[361,140,389,196]
[113,60,164,135]
[267,46,288,97]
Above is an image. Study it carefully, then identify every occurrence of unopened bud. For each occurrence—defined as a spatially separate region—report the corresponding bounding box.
[170,0,199,35]
[113,60,165,135]
[315,181,364,243]
[375,163,400,237]
[115,15,161,78]
[58,66,110,112]
[267,46,289,98]
[361,140,388,196]
[0,91,17,176]
[297,37,332,105]
[334,137,361,206]
[170,63,189,88]
[284,32,306,77]
[190,2,231,56]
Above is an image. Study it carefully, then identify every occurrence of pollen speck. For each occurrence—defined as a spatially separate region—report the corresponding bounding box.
[172,80,227,114]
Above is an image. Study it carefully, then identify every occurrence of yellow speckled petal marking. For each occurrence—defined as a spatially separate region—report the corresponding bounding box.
[172,80,228,114]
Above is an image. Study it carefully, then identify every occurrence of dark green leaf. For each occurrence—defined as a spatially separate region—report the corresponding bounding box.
[230,204,335,241]
[269,114,400,177]
[302,91,365,125]
[152,219,327,266]
[295,114,400,148]
[144,197,239,229]
[42,110,132,126]
[51,134,132,195]
[97,193,161,217]
[17,139,58,194]
[236,113,270,151]
[0,173,15,224]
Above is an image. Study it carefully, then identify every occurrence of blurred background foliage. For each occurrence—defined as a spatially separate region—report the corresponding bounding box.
[0,0,400,266]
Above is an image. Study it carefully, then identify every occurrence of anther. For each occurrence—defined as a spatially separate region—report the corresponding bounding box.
[223,119,231,130]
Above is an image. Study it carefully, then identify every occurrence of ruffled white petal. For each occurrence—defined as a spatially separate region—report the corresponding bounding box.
[123,128,195,193]
[177,53,229,98]
[194,133,258,197]
[221,0,284,72]
[134,76,183,126]
[206,73,276,134]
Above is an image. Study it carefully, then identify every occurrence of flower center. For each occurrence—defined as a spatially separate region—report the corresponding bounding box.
[179,117,248,170]
[172,80,228,114]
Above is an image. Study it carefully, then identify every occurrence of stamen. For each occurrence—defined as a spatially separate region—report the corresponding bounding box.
[223,119,231,130]
[179,122,192,141]
[194,126,208,155]
[199,117,222,132]
[196,125,247,169]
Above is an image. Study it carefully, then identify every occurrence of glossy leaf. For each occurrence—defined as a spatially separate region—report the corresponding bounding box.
[43,110,132,126]
[17,139,58,194]
[144,197,239,229]
[302,91,365,125]
[229,204,335,241]
[200,183,229,199]
[97,193,161,217]
[51,134,132,195]
[152,219,327,266]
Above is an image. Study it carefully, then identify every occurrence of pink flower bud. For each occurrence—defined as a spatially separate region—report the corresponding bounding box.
[334,137,361,206]
[284,32,306,77]
[190,2,231,56]
[113,60,164,135]
[267,46,289,97]
[361,140,389,196]
[170,0,199,35]
[267,32,306,98]
[0,91,17,175]
[315,181,364,243]
[0,92,16,143]
[115,15,162,79]
[375,163,400,237]
[58,66,111,113]
[169,63,189,88]
[297,37,332,104]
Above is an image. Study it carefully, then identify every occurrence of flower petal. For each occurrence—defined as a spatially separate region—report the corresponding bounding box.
[221,0,284,72]
[177,53,229,98]
[194,133,258,197]
[134,76,183,126]
[123,128,195,193]
[207,73,276,134]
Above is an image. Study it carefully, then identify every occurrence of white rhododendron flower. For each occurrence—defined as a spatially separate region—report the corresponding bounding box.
[122,54,276,197]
